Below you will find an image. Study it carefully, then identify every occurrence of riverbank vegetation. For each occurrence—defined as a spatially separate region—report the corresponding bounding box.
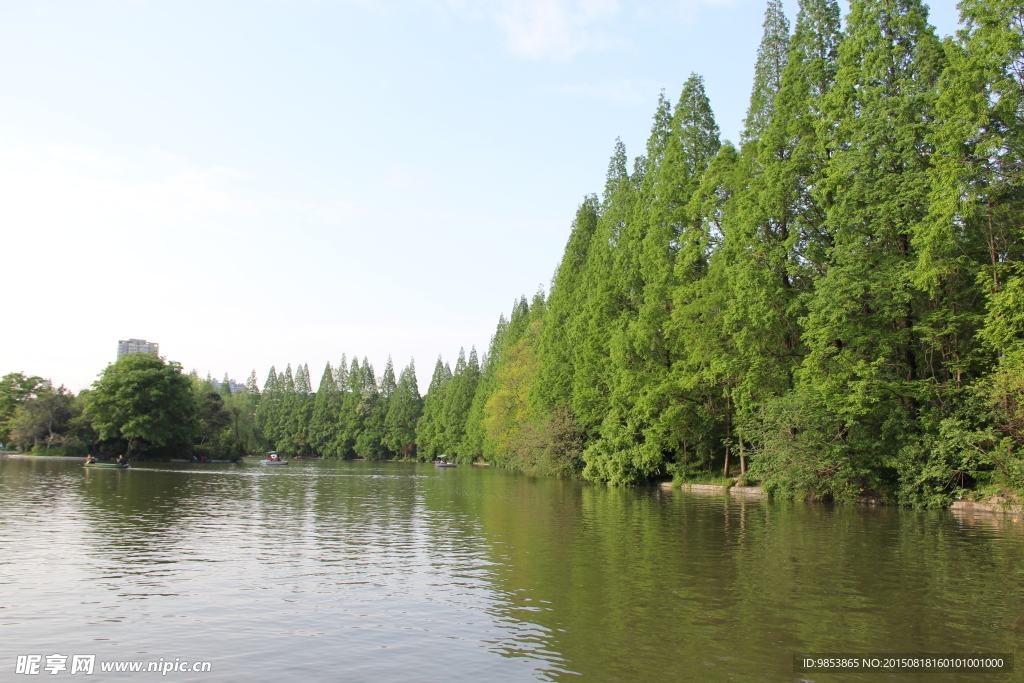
[0,355,262,461]
[455,0,1024,507]
[4,0,1023,507]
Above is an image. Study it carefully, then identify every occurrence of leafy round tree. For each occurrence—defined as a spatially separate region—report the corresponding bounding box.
[85,353,198,459]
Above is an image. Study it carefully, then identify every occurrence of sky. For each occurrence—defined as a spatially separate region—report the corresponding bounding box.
[1,0,961,393]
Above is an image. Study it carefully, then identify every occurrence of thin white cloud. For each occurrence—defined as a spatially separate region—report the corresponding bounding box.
[672,0,735,23]
[494,0,620,59]
[550,78,662,105]
[419,0,619,58]
[276,0,740,58]
[423,0,737,59]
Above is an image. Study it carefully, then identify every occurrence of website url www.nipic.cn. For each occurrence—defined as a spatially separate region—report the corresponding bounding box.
[15,655,212,675]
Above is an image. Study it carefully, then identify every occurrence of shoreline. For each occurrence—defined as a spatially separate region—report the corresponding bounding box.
[660,480,1024,519]
[6,452,1021,519]
[1,453,86,462]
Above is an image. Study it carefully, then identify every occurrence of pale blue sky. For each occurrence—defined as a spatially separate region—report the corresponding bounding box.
[1,0,960,392]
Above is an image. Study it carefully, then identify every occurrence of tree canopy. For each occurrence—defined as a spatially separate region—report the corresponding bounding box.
[85,353,198,458]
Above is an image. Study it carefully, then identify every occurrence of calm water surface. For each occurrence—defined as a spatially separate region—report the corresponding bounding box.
[2,456,1022,682]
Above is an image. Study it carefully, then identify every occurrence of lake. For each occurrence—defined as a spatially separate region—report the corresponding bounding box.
[1,456,1022,681]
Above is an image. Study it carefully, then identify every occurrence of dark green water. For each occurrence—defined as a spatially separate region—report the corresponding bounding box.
[1,455,1022,681]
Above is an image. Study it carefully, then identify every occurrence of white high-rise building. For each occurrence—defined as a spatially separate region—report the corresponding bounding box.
[210,377,247,394]
[117,338,159,360]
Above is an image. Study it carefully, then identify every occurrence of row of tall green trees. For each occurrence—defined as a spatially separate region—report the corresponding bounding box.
[211,0,1024,505]
[7,0,1021,506]
[434,0,1024,505]
[253,356,423,460]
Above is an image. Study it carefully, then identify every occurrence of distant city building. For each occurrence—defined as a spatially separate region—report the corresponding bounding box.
[210,377,246,394]
[117,338,159,360]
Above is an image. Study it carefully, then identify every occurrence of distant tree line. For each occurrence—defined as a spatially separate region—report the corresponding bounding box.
[254,356,423,460]
[0,355,264,461]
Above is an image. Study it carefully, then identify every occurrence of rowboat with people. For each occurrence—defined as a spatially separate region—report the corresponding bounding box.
[260,452,289,466]
[83,455,129,469]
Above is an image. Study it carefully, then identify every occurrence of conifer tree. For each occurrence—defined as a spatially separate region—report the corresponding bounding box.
[463,317,508,461]
[742,0,791,143]
[570,142,632,436]
[416,356,453,458]
[437,348,468,455]
[256,366,279,447]
[532,195,600,414]
[330,357,362,459]
[384,359,422,458]
[354,358,385,459]
[672,141,746,476]
[296,364,314,454]
[482,320,541,468]
[773,0,945,499]
[380,357,397,401]
[928,0,1024,370]
[275,363,302,455]
[905,0,1024,497]
[714,0,843,475]
[480,297,545,468]
[311,362,337,455]
[585,73,721,485]
[335,354,349,392]
[446,347,481,460]
[245,369,261,404]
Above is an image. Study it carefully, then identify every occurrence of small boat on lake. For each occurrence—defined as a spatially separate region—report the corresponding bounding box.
[434,460,457,468]
[260,452,288,466]
[83,462,129,469]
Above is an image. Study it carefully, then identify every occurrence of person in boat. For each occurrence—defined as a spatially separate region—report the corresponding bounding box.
[85,455,97,465]
[117,455,128,466]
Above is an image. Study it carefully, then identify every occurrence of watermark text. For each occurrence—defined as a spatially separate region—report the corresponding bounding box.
[16,655,211,675]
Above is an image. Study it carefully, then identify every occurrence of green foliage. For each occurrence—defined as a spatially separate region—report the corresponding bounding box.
[29,0,1020,504]
[446,0,1024,504]
[483,335,537,465]
[245,369,261,403]
[224,391,264,457]
[8,384,86,454]
[0,372,47,444]
[383,359,422,457]
[310,362,338,455]
[415,356,453,458]
[197,391,231,446]
[85,353,198,459]
[353,358,386,460]
[582,73,722,485]
[742,0,791,142]
[533,196,600,415]
[744,390,887,501]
